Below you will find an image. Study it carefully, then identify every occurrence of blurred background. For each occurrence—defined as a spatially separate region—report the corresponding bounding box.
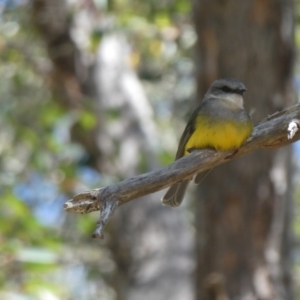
[0,0,300,299]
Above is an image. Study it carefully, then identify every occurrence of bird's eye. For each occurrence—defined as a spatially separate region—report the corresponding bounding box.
[221,86,231,93]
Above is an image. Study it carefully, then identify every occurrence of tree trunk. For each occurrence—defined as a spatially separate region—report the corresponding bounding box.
[193,1,295,299]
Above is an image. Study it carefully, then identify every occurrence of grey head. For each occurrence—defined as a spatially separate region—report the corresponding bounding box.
[204,78,247,107]
[208,78,246,96]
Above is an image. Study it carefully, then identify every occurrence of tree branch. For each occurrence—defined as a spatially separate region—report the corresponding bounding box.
[64,103,300,238]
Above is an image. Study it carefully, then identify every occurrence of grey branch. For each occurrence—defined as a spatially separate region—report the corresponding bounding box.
[63,103,300,238]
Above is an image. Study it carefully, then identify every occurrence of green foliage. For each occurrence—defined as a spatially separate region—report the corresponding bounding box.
[0,189,62,296]
[78,110,98,130]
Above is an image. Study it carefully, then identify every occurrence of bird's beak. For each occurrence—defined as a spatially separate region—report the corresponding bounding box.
[238,88,247,95]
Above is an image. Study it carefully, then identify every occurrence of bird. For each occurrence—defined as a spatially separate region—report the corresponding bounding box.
[161,78,253,208]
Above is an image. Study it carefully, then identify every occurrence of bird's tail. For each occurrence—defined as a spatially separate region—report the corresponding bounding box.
[161,180,190,208]
[162,170,212,208]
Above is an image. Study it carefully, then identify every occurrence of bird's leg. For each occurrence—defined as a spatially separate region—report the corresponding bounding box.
[188,146,238,160]
[187,147,198,153]
[225,149,239,160]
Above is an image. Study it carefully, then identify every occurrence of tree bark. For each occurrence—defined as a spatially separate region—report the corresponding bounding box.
[193,1,295,299]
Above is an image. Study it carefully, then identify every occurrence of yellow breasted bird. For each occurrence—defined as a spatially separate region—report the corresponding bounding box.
[162,78,253,208]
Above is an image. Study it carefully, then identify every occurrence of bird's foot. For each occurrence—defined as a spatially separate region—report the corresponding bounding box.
[225,149,239,160]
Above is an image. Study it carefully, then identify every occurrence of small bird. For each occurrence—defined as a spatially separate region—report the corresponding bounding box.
[162,78,253,208]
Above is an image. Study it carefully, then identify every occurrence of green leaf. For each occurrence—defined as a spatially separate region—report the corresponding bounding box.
[78,110,97,130]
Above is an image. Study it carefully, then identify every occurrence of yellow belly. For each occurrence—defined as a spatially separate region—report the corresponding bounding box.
[184,117,253,155]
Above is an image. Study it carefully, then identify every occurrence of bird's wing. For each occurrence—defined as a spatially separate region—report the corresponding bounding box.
[175,105,202,159]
